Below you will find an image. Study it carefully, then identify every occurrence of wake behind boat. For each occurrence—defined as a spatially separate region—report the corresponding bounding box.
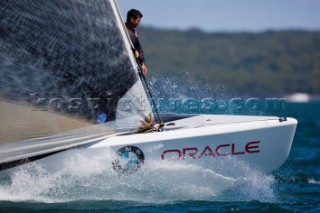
[0,0,297,176]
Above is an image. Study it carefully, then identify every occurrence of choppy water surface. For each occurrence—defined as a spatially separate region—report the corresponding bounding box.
[0,101,319,212]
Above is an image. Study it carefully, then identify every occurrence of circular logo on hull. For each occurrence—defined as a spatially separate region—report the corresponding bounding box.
[112,146,145,173]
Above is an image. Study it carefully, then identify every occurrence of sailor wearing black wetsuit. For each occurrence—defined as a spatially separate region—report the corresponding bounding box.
[125,9,148,76]
[126,24,145,65]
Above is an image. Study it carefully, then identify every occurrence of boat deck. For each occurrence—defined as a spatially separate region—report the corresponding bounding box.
[158,114,282,131]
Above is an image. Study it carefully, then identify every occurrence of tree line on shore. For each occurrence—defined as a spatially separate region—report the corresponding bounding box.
[140,27,320,97]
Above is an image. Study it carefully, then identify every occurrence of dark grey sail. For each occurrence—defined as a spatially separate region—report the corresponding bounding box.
[0,0,153,166]
[0,0,153,132]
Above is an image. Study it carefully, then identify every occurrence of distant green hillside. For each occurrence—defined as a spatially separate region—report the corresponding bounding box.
[139,27,320,96]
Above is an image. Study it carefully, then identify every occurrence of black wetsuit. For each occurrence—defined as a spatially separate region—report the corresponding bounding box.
[126,24,145,64]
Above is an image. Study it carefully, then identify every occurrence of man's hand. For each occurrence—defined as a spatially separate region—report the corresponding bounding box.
[141,63,147,76]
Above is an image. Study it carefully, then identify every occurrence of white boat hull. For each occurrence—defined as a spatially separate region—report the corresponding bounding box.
[32,114,297,174]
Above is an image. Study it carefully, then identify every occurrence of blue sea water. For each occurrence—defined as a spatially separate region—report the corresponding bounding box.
[0,101,319,212]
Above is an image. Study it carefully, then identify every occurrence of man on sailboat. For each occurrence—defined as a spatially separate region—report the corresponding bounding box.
[125,9,148,76]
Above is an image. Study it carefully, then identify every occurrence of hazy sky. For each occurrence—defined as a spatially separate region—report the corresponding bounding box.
[117,0,320,32]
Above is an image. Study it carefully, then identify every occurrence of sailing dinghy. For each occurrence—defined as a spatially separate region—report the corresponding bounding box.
[0,0,297,174]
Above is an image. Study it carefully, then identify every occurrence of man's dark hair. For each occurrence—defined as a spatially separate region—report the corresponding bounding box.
[126,9,143,22]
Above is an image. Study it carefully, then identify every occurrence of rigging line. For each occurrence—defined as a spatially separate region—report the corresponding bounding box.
[112,0,164,128]
[138,69,164,127]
